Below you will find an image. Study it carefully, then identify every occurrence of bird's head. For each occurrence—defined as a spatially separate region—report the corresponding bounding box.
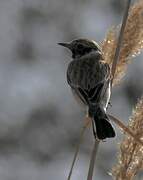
[58,39,102,59]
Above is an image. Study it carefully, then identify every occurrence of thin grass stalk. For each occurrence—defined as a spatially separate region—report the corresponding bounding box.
[87,140,100,180]
[111,0,131,86]
[67,120,90,180]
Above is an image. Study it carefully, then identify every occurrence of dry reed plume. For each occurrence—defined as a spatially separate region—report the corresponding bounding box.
[102,1,143,179]
[102,0,143,85]
[112,97,143,180]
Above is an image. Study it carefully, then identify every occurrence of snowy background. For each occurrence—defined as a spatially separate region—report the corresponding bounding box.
[0,0,142,179]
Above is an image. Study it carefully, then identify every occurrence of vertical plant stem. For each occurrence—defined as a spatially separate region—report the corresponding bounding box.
[87,140,100,180]
[67,120,90,180]
[111,0,131,86]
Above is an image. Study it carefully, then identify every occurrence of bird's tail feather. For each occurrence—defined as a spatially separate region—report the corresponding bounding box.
[89,105,115,140]
[94,116,115,139]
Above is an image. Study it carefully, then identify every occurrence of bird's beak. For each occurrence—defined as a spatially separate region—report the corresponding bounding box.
[58,42,71,49]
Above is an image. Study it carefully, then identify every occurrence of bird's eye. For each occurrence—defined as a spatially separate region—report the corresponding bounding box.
[77,44,84,49]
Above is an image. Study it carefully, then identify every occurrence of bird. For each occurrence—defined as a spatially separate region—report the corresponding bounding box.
[58,39,115,140]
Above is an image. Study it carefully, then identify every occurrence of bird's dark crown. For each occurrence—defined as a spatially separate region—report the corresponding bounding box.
[58,39,102,59]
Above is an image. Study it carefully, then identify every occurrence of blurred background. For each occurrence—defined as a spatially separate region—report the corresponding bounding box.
[0,0,142,179]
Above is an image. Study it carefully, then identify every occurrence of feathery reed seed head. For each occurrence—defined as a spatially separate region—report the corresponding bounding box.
[112,97,143,180]
[102,0,143,85]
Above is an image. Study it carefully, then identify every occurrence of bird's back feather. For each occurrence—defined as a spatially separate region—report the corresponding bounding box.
[67,57,110,105]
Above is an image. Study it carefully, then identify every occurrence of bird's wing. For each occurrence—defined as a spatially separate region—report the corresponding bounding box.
[67,59,110,105]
